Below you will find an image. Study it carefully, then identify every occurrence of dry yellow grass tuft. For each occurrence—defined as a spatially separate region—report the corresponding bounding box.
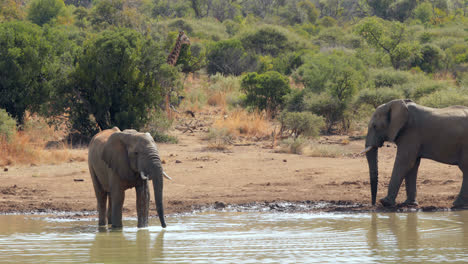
[0,115,87,167]
[213,109,272,138]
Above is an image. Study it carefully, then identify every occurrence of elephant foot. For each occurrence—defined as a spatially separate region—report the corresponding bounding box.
[398,200,418,207]
[380,197,396,207]
[452,197,468,209]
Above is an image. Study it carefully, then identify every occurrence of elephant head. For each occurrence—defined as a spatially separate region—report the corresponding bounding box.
[102,130,169,228]
[363,99,412,205]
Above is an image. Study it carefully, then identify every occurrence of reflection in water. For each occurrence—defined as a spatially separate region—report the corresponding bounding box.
[89,229,164,263]
[0,212,468,263]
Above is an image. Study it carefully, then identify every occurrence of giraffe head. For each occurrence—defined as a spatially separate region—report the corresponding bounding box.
[178,31,190,45]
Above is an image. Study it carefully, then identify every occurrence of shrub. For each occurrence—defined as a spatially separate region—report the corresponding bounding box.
[370,68,412,88]
[418,89,468,108]
[240,27,289,56]
[0,109,16,142]
[241,71,291,116]
[304,92,346,133]
[27,0,65,26]
[279,111,324,138]
[355,87,403,108]
[143,110,177,143]
[280,137,307,154]
[412,44,445,73]
[207,39,257,76]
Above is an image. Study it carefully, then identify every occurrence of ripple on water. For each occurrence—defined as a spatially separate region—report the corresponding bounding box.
[0,211,468,263]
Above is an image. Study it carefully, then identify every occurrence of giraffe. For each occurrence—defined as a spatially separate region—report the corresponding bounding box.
[164,31,190,118]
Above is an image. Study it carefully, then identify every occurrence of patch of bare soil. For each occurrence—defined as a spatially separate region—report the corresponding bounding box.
[0,110,464,218]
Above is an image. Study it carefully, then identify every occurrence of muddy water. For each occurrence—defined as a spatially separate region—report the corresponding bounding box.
[1,211,468,263]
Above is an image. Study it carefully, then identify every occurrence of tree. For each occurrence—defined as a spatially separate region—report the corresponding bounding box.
[356,17,420,69]
[414,2,433,24]
[207,39,257,76]
[27,0,65,26]
[0,21,52,124]
[68,28,176,132]
[241,27,289,56]
[241,71,291,116]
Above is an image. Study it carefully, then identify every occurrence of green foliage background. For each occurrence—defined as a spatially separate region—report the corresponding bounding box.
[0,0,467,138]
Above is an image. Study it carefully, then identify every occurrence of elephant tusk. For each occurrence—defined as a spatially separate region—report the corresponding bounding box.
[140,171,148,180]
[360,146,374,155]
[163,171,172,180]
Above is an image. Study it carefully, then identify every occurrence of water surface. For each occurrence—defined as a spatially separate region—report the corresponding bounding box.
[1,211,468,263]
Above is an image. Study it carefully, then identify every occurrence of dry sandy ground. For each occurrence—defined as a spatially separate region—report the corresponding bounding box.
[0,119,464,217]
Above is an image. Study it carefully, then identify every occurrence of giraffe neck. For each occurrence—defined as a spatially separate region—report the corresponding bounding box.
[167,36,183,66]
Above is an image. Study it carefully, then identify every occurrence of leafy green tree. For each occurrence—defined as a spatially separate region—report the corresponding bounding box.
[414,2,433,24]
[27,0,65,26]
[356,17,420,69]
[0,21,52,124]
[241,71,291,116]
[90,0,123,27]
[294,51,365,93]
[207,39,257,76]
[412,44,445,73]
[68,28,176,132]
[241,27,289,56]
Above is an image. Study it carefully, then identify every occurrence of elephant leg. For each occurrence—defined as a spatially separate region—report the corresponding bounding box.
[110,189,125,228]
[107,195,112,226]
[90,168,107,226]
[381,147,418,207]
[136,182,150,228]
[401,158,421,206]
[453,166,468,208]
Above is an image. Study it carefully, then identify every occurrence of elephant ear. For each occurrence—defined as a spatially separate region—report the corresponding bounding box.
[387,99,409,142]
[102,132,135,181]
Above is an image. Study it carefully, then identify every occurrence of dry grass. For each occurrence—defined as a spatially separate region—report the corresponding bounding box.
[0,115,87,167]
[303,142,352,158]
[212,109,272,138]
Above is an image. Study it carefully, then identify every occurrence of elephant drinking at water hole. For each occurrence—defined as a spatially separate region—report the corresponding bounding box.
[363,99,468,208]
[88,127,171,228]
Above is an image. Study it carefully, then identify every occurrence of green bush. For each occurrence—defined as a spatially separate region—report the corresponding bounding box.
[0,109,16,142]
[304,92,346,133]
[207,39,257,76]
[27,0,65,26]
[370,68,412,88]
[240,27,289,56]
[279,111,324,138]
[412,44,445,73]
[355,87,404,108]
[418,89,468,108]
[241,71,291,116]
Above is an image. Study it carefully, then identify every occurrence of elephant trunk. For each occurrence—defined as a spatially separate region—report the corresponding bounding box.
[366,147,378,205]
[152,175,166,228]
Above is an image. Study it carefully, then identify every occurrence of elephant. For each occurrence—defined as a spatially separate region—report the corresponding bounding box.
[363,99,468,208]
[88,127,171,228]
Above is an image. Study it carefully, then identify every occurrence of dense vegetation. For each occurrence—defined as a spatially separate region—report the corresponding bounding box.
[0,0,467,142]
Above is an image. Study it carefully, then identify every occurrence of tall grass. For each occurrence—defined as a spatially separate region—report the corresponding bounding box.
[0,115,87,166]
[212,109,272,138]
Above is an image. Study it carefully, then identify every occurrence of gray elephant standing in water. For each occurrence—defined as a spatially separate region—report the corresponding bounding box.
[88,127,171,228]
[363,99,468,208]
